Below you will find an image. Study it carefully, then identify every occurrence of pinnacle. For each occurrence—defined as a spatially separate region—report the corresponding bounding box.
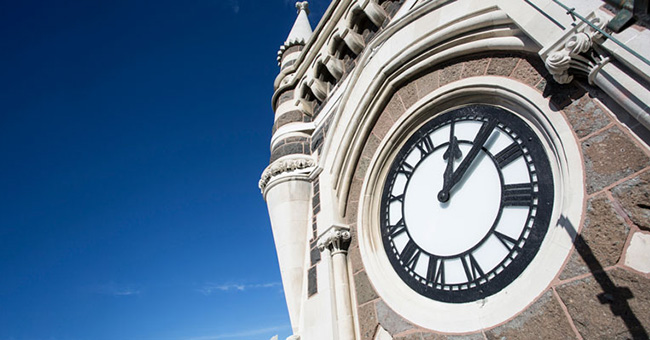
[284,1,313,46]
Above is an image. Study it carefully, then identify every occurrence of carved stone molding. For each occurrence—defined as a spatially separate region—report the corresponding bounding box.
[259,155,316,192]
[318,225,351,255]
[543,14,610,84]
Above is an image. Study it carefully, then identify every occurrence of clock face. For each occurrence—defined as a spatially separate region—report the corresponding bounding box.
[380,104,554,303]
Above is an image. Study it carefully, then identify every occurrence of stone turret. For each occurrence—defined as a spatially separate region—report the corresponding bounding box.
[259,2,315,336]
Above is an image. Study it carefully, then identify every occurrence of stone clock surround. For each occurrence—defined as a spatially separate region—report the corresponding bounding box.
[344,53,650,340]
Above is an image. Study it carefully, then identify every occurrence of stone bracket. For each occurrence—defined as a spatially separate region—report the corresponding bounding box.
[540,12,611,85]
[350,0,388,28]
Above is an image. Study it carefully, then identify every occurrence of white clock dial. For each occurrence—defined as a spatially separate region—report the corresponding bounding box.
[381,105,553,303]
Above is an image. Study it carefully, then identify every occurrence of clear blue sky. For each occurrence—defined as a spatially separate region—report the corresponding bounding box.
[0,1,328,339]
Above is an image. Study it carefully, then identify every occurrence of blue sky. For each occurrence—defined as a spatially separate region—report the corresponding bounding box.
[0,1,328,339]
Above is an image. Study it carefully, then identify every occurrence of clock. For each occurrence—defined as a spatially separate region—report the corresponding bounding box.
[380,104,554,303]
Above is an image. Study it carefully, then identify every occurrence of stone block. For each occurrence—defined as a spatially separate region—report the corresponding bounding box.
[485,290,575,339]
[373,110,396,140]
[510,59,543,87]
[562,94,611,138]
[612,169,650,231]
[397,81,419,109]
[439,334,485,340]
[415,70,439,99]
[394,332,425,340]
[348,178,363,206]
[376,300,415,335]
[439,63,463,87]
[461,58,489,78]
[277,89,295,106]
[486,55,518,76]
[582,126,650,194]
[355,270,379,305]
[349,244,364,274]
[560,194,630,280]
[355,156,371,180]
[345,197,359,225]
[362,133,382,161]
[359,301,379,340]
[384,94,407,122]
[557,268,650,339]
[624,232,650,273]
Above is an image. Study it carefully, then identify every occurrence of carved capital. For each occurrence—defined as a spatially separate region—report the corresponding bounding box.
[543,14,610,84]
[318,225,351,255]
[259,155,316,192]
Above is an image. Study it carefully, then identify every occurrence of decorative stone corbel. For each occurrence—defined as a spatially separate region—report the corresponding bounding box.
[322,55,344,81]
[259,155,316,192]
[542,14,611,85]
[340,28,365,56]
[306,76,328,102]
[351,0,387,28]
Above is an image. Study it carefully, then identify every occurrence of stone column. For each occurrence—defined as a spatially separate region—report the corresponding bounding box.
[318,225,354,340]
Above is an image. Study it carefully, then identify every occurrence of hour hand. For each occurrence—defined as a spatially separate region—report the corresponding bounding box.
[438,119,497,202]
[438,136,461,203]
[443,137,462,161]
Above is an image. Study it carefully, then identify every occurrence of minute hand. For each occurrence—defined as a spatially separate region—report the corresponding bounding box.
[438,119,497,200]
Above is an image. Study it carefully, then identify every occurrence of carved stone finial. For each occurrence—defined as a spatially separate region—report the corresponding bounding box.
[318,225,351,254]
[296,1,309,15]
[543,14,610,85]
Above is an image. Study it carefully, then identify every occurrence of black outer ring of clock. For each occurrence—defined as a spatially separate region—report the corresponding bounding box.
[380,104,554,303]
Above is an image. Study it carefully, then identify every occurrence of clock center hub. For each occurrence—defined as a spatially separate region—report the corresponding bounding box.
[403,145,501,257]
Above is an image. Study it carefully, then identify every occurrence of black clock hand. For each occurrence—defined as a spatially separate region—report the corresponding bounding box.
[438,122,462,202]
[438,119,497,202]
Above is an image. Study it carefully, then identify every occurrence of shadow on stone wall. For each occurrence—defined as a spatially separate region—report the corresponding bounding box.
[558,215,649,339]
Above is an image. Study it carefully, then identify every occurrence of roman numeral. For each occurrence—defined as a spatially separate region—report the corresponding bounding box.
[386,218,406,238]
[494,143,522,168]
[461,254,484,281]
[426,256,444,285]
[502,183,534,206]
[389,193,404,203]
[401,241,421,270]
[397,162,414,179]
[494,231,519,251]
[415,135,434,158]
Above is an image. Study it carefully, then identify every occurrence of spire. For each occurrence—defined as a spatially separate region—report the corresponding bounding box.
[277,2,313,66]
[285,2,313,46]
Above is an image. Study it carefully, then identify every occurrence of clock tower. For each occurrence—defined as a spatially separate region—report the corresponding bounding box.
[261,1,650,339]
